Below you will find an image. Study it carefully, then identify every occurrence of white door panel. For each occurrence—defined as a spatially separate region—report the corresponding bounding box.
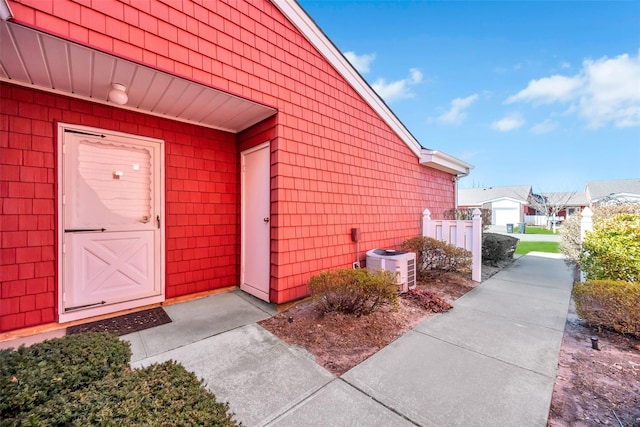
[59,125,164,320]
[66,231,157,309]
[241,143,270,301]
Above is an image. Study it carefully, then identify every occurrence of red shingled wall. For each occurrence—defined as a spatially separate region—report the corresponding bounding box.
[0,83,239,332]
[2,0,456,329]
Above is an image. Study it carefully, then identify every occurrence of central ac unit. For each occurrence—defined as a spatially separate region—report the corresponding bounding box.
[366,249,417,293]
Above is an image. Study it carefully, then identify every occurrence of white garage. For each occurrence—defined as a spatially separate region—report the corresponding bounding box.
[491,199,523,225]
[492,207,520,225]
[458,185,531,227]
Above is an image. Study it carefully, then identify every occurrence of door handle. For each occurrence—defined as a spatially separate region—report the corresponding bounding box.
[264,217,270,223]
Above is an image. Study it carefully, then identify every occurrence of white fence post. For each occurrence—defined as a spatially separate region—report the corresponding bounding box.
[471,208,482,282]
[422,208,432,238]
[421,207,482,282]
[579,207,593,282]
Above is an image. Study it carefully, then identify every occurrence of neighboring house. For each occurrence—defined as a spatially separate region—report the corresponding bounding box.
[0,0,471,332]
[458,185,531,226]
[554,192,589,218]
[525,191,589,226]
[585,178,640,206]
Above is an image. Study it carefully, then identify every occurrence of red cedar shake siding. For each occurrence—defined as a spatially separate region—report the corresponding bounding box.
[0,0,455,332]
[0,84,243,331]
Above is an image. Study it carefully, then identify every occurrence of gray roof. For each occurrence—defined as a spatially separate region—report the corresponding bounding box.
[586,178,640,201]
[539,192,589,207]
[458,185,531,206]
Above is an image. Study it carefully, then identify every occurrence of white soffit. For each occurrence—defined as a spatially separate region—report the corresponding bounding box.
[0,21,276,134]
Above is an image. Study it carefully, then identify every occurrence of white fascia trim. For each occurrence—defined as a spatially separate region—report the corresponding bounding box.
[0,0,13,20]
[484,196,528,205]
[419,149,473,175]
[271,0,423,157]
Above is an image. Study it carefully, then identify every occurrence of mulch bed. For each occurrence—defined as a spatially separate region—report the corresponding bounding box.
[66,307,172,336]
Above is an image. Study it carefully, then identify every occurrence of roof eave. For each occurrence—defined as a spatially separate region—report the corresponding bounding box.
[0,0,12,20]
[419,149,473,175]
[272,0,466,164]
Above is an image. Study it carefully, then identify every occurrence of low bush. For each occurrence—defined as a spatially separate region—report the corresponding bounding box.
[23,361,237,427]
[401,236,471,280]
[482,233,518,266]
[402,289,452,313]
[0,332,131,422]
[580,213,640,283]
[308,268,399,316]
[1,333,238,426]
[573,280,640,337]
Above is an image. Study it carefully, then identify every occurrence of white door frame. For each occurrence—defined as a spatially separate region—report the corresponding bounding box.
[240,142,271,301]
[57,123,165,322]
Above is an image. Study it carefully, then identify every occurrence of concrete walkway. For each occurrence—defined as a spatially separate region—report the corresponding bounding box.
[129,253,573,427]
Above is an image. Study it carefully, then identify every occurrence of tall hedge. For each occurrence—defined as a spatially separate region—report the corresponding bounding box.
[560,204,640,267]
[581,213,640,283]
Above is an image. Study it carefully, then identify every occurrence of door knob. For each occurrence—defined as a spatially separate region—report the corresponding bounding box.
[264,217,270,223]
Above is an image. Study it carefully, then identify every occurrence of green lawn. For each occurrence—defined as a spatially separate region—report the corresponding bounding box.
[514,225,557,235]
[515,241,560,255]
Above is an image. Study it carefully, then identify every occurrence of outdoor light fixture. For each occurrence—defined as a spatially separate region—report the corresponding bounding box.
[108,83,128,105]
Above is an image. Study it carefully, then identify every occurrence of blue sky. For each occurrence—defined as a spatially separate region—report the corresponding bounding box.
[298,1,640,192]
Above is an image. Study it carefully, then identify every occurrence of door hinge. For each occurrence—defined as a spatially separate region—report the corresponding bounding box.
[65,301,106,312]
[64,129,106,138]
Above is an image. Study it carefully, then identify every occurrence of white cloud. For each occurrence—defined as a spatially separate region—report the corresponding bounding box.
[409,68,423,84]
[560,61,571,69]
[372,68,423,102]
[491,113,524,131]
[505,51,640,128]
[531,119,559,134]
[580,53,640,128]
[343,51,376,74]
[505,75,584,104]
[438,94,479,125]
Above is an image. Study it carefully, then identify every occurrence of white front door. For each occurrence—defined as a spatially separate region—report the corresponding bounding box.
[241,143,271,301]
[59,124,164,322]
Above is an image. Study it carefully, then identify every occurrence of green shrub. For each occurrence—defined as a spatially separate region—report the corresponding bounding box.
[401,236,472,280]
[308,268,399,316]
[21,361,238,427]
[560,204,640,267]
[481,233,518,266]
[0,332,131,422]
[581,213,640,282]
[573,280,640,337]
[1,333,238,426]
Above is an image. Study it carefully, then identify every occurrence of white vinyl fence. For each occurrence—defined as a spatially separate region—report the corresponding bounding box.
[525,214,565,227]
[422,208,482,282]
